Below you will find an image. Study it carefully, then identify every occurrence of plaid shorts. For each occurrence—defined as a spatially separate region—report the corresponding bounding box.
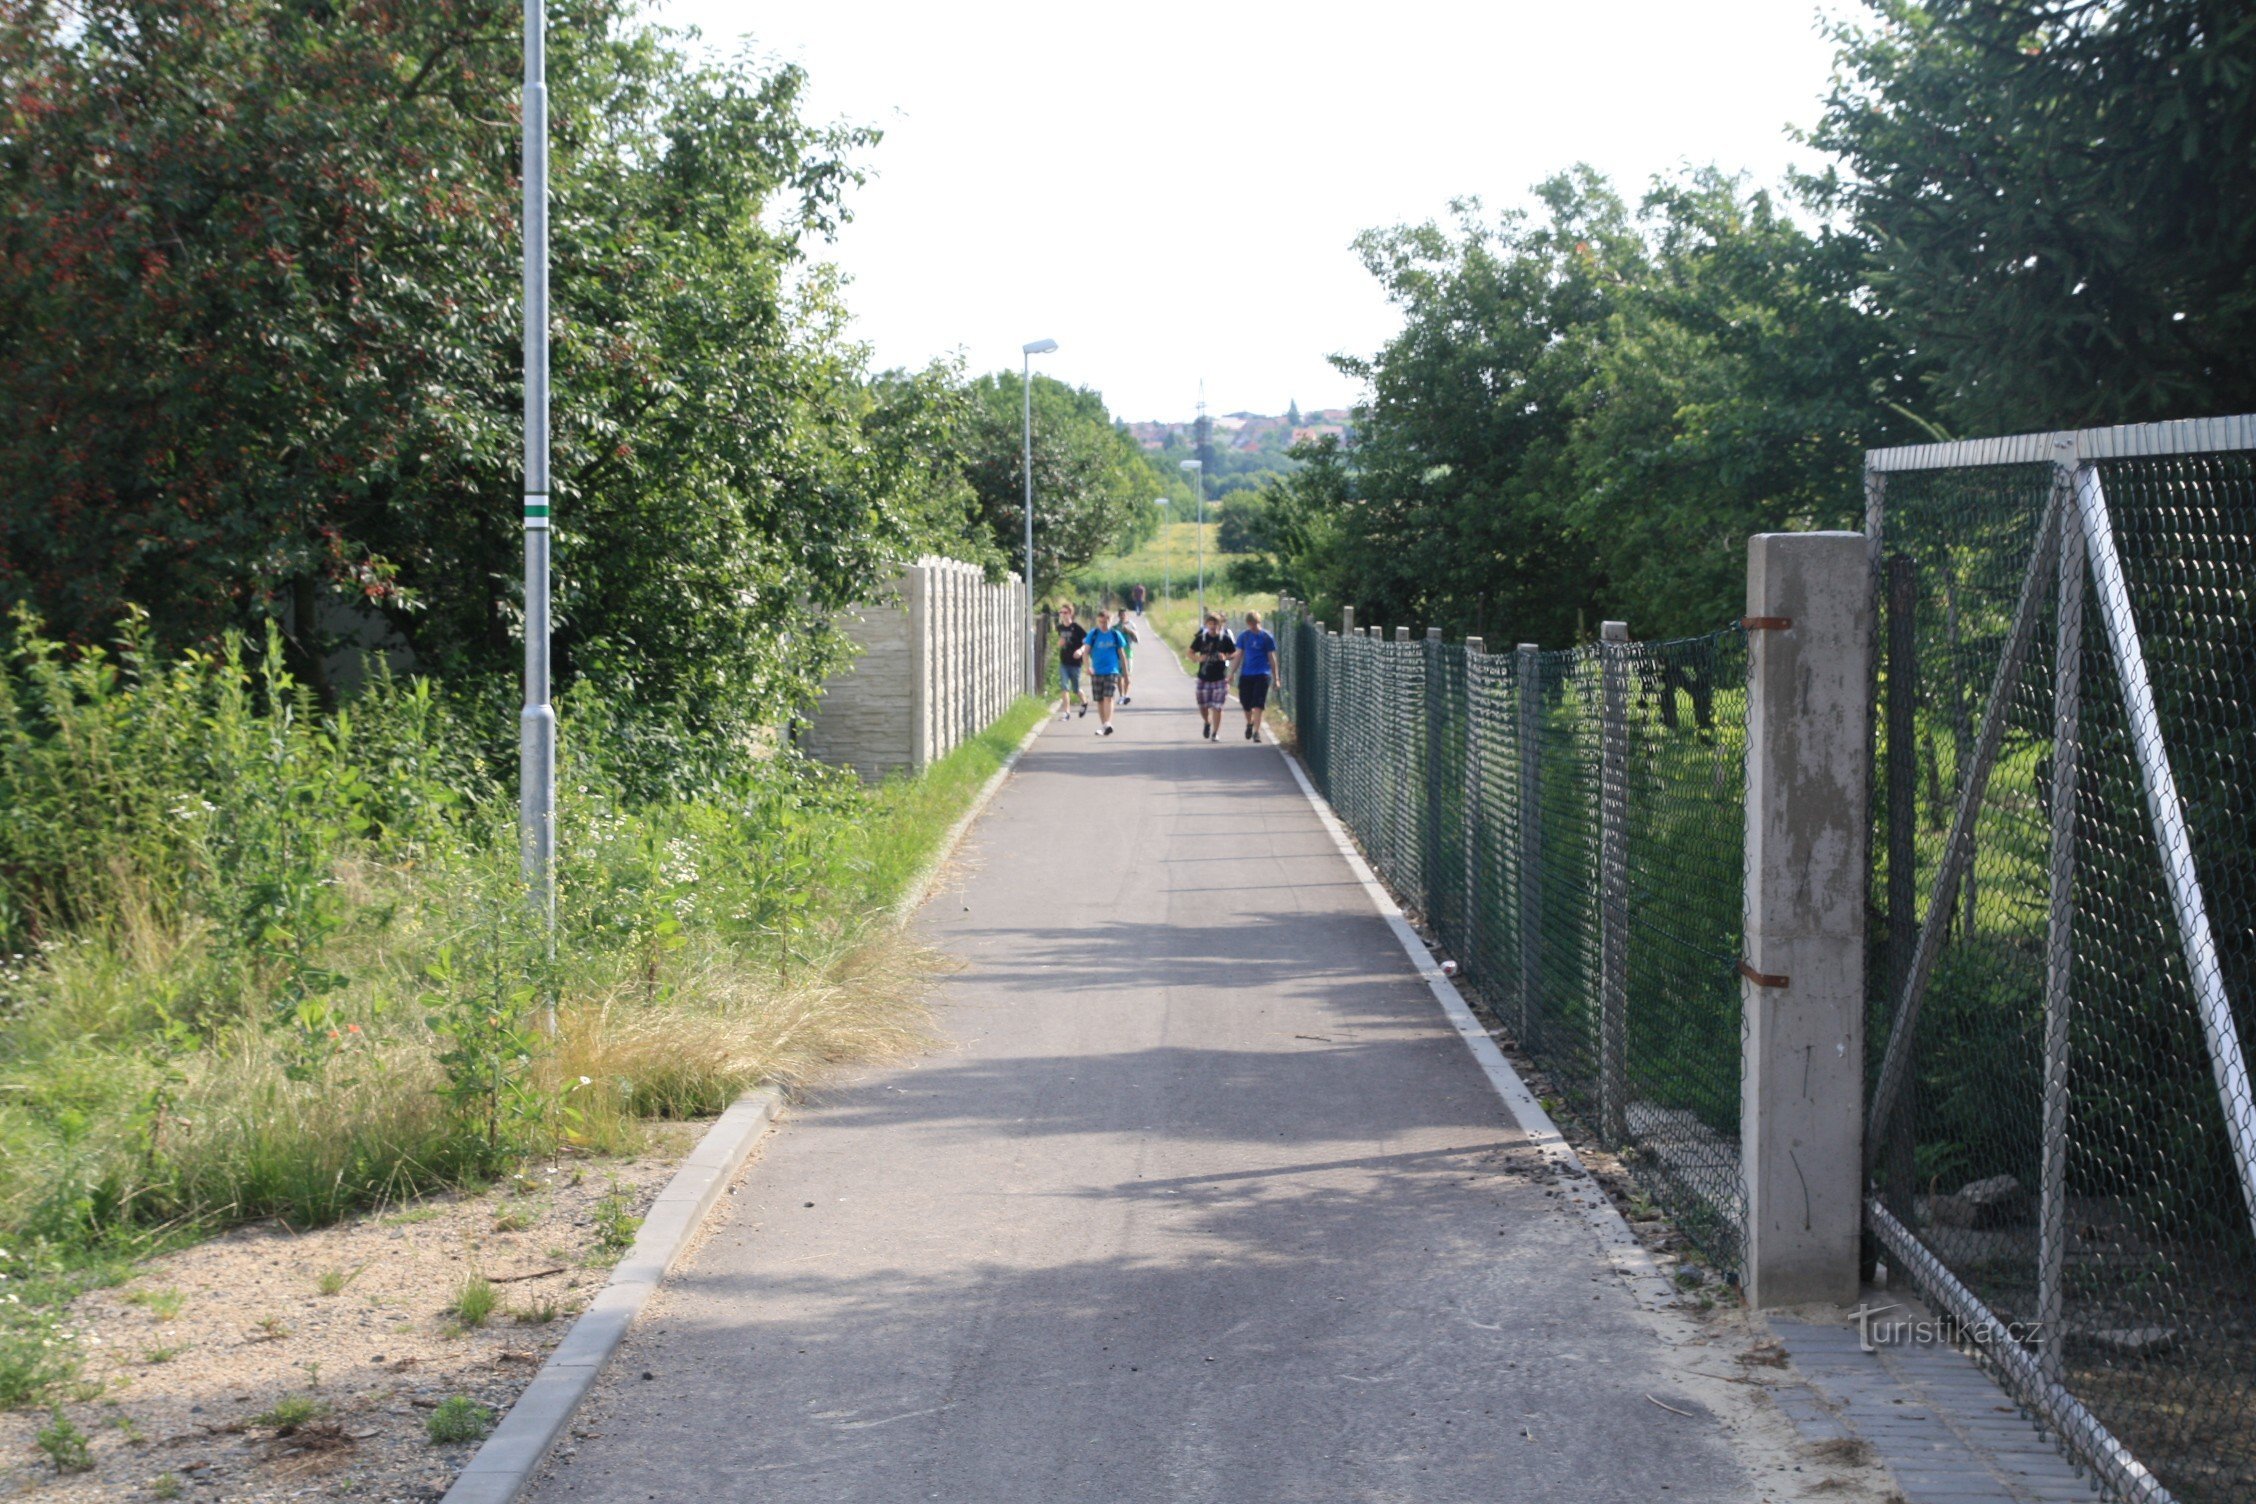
[1091,673,1121,702]
[1195,676,1228,709]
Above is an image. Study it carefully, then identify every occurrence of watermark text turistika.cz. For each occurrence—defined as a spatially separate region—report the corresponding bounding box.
[1850,1303,2044,1354]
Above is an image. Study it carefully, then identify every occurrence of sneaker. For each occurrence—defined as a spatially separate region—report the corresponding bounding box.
[1244,725,1254,740]
[1077,704,1087,718]
[1103,725,1115,737]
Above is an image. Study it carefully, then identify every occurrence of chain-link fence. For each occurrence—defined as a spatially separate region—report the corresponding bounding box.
[1272,609,1750,1272]
[1865,417,2256,1504]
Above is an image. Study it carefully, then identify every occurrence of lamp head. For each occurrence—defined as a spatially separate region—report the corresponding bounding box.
[1022,338,1059,356]
[1179,459,1201,473]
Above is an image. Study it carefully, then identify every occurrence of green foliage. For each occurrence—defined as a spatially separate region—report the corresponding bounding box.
[425,1395,495,1446]
[449,1275,498,1329]
[35,1408,92,1473]
[0,0,982,752]
[251,1393,327,1433]
[1279,170,1902,639]
[591,1193,641,1254]
[0,613,1036,1395]
[960,374,1156,592]
[1810,0,2256,433]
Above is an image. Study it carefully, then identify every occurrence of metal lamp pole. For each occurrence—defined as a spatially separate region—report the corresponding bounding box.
[1179,459,1204,614]
[1020,338,1058,693]
[520,0,556,943]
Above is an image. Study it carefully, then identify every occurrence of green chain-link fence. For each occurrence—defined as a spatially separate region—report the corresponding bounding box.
[1272,606,1749,1272]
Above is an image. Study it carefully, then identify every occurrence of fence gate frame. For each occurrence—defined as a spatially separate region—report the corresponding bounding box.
[1860,413,2256,1504]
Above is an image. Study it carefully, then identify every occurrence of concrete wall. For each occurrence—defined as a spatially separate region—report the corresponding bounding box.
[802,557,1026,783]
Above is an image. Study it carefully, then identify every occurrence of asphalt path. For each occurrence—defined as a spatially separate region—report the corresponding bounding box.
[530,618,1772,1503]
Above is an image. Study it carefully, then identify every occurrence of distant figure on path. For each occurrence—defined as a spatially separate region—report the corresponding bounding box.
[1054,604,1088,720]
[1131,582,1147,616]
[1189,612,1236,741]
[1083,609,1129,738]
[1116,612,1140,706]
[1232,610,1277,742]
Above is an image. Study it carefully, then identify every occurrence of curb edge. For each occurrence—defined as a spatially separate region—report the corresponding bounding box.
[438,1087,783,1503]
[1267,737,1682,1311]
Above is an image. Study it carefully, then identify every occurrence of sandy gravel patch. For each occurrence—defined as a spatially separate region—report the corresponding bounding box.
[1,1122,702,1502]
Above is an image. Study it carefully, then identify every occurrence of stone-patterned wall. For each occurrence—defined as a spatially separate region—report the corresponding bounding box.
[802,558,1026,783]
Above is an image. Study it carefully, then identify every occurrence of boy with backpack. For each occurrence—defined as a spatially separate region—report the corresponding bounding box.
[1189,612,1236,741]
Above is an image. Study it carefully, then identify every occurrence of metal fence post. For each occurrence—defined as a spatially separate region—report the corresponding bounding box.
[1741,532,1872,1309]
[1463,636,1485,976]
[1516,642,1542,1042]
[1599,621,1630,1147]
[2038,443,2084,1377]
[1425,626,1445,924]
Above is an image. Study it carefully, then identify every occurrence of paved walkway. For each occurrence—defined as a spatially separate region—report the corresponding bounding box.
[527,631,1827,1503]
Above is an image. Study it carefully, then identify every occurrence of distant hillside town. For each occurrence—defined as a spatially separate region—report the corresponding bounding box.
[1125,406,1352,455]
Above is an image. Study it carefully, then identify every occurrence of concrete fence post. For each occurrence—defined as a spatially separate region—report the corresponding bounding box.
[909,563,933,771]
[1598,620,1630,1148]
[1741,532,1873,1309]
[1515,643,1542,1042]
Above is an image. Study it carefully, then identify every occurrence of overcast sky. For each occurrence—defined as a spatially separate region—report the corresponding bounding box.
[654,0,1855,422]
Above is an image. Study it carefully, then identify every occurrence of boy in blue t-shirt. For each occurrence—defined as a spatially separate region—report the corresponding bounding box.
[1080,609,1129,738]
[1230,610,1279,742]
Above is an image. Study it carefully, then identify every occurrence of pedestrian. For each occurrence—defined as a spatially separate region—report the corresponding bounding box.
[1053,603,1088,719]
[1082,608,1129,737]
[1116,611,1140,706]
[1131,582,1147,617]
[1231,609,1277,742]
[1189,611,1236,741]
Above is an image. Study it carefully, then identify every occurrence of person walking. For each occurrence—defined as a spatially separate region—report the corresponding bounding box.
[1053,603,1088,719]
[1231,609,1278,742]
[1082,608,1129,737]
[1189,611,1236,741]
[1130,582,1147,617]
[1115,611,1140,706]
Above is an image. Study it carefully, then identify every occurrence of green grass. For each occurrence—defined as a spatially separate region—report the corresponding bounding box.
[425,1395,495,1446]
[1069,519,1228,609]
[250,1393,326,1432]
[448,1274,497,1329]
[0,613,1041,1405]
[855,695,1046,906]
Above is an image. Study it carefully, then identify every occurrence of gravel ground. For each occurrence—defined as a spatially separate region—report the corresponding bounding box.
[0,1121,702,1502]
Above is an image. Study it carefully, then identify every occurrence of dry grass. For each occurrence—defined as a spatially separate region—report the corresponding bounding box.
[549,927,943,1134]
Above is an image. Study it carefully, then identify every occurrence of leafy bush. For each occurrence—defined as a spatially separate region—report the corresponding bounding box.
[0,614,1039,1399]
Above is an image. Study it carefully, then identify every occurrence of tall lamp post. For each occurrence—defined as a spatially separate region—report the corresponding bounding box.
[1155,498,1170,607]
[520,0,556,944]
[1021,338,1059,693]
[1179,458,1204,614]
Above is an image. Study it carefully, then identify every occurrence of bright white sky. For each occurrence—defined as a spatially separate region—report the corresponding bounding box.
[654,0,1854,422]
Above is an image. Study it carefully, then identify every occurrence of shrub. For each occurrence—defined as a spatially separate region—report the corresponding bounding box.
[425,1395,494,1446]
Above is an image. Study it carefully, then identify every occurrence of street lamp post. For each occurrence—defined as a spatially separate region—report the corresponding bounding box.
[520,0,556,950]
[1179,458,1204,614]
[1155,498,1170,607]
[1021,338,1059,694]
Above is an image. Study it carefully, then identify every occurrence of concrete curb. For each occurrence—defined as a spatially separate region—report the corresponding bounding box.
[890,703,1051,923]
[1268,739,1682,1311]
[443,704,1046,1503]
[439,1086,783,1504]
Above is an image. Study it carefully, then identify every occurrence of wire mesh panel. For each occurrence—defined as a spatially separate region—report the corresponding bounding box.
[1270,599,1750,1272]
[1869,428,2256,1504]
[1620,631,1750,1267]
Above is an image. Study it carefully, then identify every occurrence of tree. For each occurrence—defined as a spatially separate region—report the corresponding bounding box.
[0,0,969,751]
[1248,168,1902,641]
[1810,0,2256,433]
[958,373,1151,593]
